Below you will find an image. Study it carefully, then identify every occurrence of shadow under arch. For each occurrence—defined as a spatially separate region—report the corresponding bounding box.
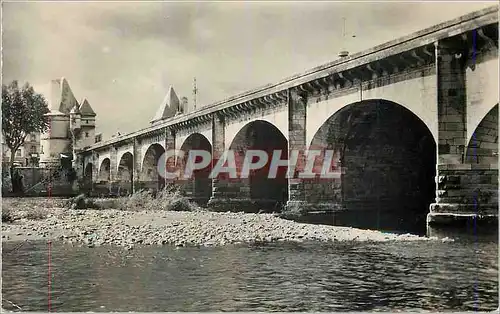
[140,143,166,193]
[117,152,134,195]
[465,104,498,165]
[309,99,437,234]
[84,163,93,179]
[82,163,93,192]
[179,133,213,204]
[228,119,288,210]
[98,158,111,182]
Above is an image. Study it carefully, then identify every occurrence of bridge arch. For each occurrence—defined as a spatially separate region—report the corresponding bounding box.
[466,56,499,143]
[178,133,213,202]
[465,104,498,165]
[140,143,166,192]
[225,116,288,151]
[116,150,133,173]
[309,99,436,233]
[98,158,111,182]
[83,162,93,187]
[228,119,288,207]
[117,152,134,194]
[307,89,438,147]
[84,163,93,178]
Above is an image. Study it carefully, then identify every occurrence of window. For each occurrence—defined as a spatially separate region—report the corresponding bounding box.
[30,146,37,153]
[30,134,37,142]
[16,149,21,157]
[85,132,89,138]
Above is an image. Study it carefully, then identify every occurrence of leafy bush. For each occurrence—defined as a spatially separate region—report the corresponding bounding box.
[67,194,101,209]
[24,207,48,220]
[116,185,200,212]
[278,202,306,220]
[2,207,15,223]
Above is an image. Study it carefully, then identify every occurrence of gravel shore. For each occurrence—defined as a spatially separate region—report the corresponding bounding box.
[1,198,446,249]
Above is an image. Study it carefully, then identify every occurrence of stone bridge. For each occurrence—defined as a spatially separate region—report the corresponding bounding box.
[79,6,498,233]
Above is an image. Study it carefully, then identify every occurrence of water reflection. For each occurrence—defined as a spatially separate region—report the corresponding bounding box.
[2,237,498,312]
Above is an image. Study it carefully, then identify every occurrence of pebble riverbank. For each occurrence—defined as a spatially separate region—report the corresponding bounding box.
[2,203,451,249]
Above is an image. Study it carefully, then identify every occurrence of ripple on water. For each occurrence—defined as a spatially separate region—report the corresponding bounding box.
[1,238,498,312]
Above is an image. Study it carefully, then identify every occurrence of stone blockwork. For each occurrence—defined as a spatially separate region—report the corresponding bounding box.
[435,40,468,164]
[207,114,230,209]
[132,138,142,193]
[428,164,498,225]
[286,89,309,209]
[429,33,499,228]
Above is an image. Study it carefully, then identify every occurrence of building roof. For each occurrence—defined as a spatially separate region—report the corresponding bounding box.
[50,77,79,114]
[46,110,67,116]
[70,104,80,114]
[79,98,96,117]
[151,86,179,123]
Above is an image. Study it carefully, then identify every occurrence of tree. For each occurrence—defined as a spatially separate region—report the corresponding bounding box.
[2,80,50,194]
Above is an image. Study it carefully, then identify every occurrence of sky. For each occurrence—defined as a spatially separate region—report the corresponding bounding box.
[2,1,496,140]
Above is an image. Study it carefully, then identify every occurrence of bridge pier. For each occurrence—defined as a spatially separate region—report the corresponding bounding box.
[132,138,141,193]
[428,40,498,229]
[428,165,498,226]
[207,115,264,211]
[284,89,352,226]
[90,151,98,193]
[208,176,266,212]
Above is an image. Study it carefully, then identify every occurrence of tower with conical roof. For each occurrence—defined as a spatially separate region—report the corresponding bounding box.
[151,86,180,124]
[39,78,97,169]
[77,98,97,149]
[40,78,77,168]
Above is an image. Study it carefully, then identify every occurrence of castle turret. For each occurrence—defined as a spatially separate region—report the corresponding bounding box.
[39,78,97,170]
[69,104,81,132]
[77,98,97,150]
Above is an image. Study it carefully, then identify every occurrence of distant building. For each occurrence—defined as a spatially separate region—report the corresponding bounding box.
[2,132,41,167]
[39,78,97,169]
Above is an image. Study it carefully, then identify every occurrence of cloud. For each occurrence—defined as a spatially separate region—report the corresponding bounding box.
[2,1,495,139]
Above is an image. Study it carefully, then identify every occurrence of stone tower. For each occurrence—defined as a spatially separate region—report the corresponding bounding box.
[76,99,97,150]
[39,78,78,168]
[39,78,97,170]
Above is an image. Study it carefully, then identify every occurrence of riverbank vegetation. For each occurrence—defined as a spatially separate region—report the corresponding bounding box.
[65,186,200,212]
[2,198,56,222]
[115,187,199,212]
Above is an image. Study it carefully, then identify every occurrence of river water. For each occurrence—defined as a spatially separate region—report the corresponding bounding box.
[2,233,498,312]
